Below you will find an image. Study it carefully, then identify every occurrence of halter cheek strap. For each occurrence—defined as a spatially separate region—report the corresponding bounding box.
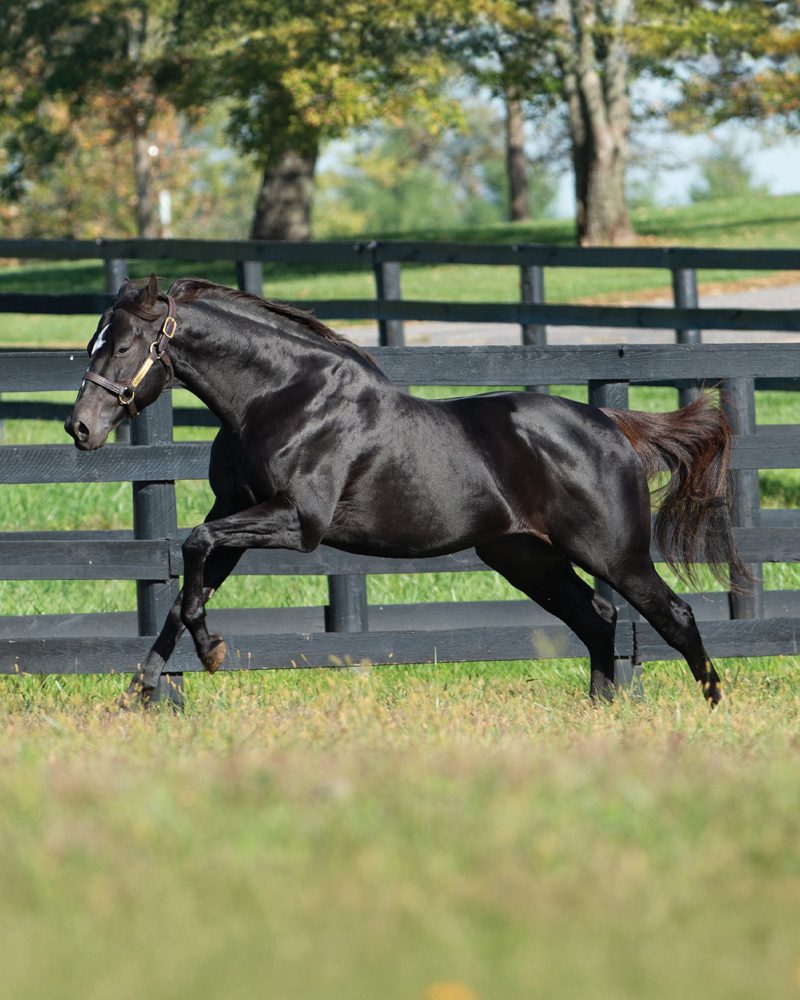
[83,295,177,417]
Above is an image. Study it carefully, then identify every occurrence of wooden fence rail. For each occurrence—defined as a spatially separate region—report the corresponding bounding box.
[3,238,800,344]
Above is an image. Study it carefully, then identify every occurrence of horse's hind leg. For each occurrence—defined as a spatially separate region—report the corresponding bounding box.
[476,538,620,701]
[598,557,721,704]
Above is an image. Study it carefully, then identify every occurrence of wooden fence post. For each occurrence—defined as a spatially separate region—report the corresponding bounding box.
[372,251,405,347]
[588,378,642,695]
[520,264,547,394]
[104,258,132,443]
[236,260,264,296]
[104,257,127,296]
[722,377,765,619]
[326,244,405,633]
[671,267,702,407]
[131,390,183,705]
[334,244,402,634]
[325,575,369,634]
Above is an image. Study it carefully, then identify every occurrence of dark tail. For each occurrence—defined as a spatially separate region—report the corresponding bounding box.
[602,392,748,587]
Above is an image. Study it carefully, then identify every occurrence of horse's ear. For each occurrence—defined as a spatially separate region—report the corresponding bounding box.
[143,272,159,306]
[115,277,137,300]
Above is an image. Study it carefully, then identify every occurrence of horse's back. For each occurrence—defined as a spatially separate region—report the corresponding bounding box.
[439,389,622,458]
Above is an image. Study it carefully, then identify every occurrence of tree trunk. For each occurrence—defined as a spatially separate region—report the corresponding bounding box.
[569,114,631,245]
[250,146,318,240]
[579,143,631,245]
[126,4,157,239]
[133,128,157,238]
[505,92,531,222]
[555,0,634,246]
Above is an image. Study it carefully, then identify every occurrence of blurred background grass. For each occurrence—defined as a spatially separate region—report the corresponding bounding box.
[2,663,800,1000]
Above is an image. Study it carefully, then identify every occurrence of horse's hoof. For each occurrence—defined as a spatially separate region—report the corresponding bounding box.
[119,678,159,711]
[118,690,153,711]
[202,636,227,674]
[589,670,616,704]
[118,689,137,711]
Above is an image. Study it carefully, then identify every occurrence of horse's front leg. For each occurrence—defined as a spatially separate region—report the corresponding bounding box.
[180,498,318,672]
[121,595,184,709]
[122,546,245,707]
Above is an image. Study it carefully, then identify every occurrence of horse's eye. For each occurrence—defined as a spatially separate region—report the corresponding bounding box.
[117,345,131,356]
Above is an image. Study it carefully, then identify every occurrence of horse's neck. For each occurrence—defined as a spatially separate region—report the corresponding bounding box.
[169,301,322,429]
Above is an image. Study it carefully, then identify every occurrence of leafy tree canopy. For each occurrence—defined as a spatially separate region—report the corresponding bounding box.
[169,0,475,159]
[315,104,559,237]
[629,0,800,132]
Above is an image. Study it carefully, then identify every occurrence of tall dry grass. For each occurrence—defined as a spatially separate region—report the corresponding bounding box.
[2,662,799,999]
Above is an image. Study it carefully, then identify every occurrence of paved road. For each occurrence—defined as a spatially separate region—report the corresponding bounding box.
[338,281,800,347]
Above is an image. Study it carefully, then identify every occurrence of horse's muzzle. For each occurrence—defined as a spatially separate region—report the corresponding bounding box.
[64,412,99,450]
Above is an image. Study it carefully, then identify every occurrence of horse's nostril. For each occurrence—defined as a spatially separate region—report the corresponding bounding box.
[74,420,90,442]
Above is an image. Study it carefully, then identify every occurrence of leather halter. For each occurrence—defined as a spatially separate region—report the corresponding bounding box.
[83,295,177,417]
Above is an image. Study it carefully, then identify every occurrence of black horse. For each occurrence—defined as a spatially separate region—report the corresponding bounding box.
[65,274,745,705]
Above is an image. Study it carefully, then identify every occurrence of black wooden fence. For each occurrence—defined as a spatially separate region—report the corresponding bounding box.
[3,237,800,345]
[1,239,799,693]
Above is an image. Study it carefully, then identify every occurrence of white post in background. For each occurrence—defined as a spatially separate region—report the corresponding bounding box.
[158,190,172,240]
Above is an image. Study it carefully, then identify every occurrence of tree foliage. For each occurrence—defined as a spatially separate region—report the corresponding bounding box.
[624,1,800,132]
[315,106,559,237]
[0,96,260,239]
[689,137,769,203]
[1,0,469,238]
[450,0,636,244]
[167,0,472,237]
[0,0,190,235]
[201,1,464,150]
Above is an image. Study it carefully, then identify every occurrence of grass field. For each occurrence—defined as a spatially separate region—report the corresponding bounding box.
[2,194,800,999]
[3,667,800,1000]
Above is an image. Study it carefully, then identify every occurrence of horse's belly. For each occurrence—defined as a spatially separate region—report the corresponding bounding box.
[323,530,477,560]
[324,486,515,559]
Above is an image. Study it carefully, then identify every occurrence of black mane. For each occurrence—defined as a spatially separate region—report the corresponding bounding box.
[167,278,379,369]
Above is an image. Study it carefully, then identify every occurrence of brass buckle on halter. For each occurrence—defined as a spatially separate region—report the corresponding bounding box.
[162,315,177,339]
[118,385,135,406]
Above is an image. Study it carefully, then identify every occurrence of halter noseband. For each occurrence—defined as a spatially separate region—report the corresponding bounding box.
[83,295,177,417]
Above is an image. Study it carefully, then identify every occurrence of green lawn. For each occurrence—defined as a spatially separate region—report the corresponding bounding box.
[2,665,800,1000]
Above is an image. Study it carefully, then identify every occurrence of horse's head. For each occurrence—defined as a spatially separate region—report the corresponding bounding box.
[65,273,176,450]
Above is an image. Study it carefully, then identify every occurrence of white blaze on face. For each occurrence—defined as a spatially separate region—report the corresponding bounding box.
[91,323,111,356]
